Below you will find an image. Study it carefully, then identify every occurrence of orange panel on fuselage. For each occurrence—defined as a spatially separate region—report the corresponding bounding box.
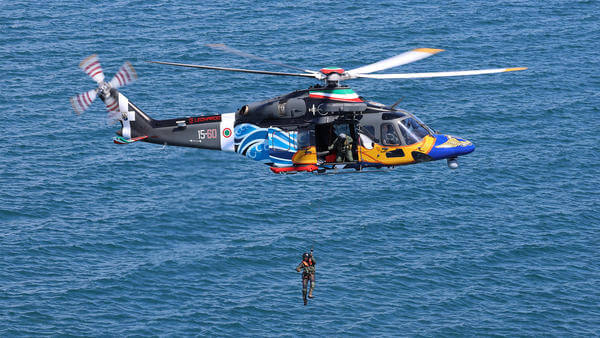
[292,146,318,165]
[358,135,436,166]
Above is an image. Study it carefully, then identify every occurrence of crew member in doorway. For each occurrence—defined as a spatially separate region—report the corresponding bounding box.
[295,249,316,305]
[328,133,353,162]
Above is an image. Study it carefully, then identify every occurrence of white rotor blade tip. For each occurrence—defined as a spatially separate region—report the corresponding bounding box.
[347,48,445,75]
[79,54,105,83]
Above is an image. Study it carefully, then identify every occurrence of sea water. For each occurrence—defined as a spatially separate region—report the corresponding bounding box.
[1,0,599,335]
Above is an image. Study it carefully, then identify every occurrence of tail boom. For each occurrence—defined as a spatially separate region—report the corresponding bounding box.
[113,92,235,151]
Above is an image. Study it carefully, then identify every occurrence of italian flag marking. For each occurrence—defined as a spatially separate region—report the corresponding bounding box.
[223,128,232,138]
[309,88,363,102]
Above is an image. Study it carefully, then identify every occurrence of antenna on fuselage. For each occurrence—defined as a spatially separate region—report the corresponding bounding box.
[390,97,404,110]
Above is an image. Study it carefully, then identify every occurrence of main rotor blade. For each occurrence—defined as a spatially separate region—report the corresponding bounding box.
[346,48,444,76]
[148,61,318,78]
[354,67,527,79]
[206,43,317,74]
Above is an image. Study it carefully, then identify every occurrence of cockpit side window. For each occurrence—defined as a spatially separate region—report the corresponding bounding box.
[398,117,429,145]
[381,123,401,145]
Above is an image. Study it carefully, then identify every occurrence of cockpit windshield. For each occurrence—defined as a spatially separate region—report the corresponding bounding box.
[361,106,433,146]
[398,117,430,144]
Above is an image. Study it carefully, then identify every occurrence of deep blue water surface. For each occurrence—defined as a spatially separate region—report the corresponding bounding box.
[1,0,599,335]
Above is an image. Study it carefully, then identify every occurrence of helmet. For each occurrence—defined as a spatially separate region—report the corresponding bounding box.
[339,133,346,139]
[302,252,309,260]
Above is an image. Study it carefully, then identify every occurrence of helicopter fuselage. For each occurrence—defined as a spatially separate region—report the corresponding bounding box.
[112,85,475,173]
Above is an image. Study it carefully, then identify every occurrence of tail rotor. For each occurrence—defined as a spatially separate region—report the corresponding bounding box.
[70,54,137,121]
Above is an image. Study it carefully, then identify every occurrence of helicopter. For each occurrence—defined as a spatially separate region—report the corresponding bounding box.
[71,45,526,173]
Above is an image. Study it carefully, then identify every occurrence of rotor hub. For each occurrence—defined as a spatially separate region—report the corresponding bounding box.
[320,68,345,86]
[98,81,111,97]
[320,67,344,75]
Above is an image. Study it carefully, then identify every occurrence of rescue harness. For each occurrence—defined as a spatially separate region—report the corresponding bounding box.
[302,259,315,275]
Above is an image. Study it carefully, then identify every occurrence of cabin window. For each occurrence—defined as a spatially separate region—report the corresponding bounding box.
[360,125,378,143]
[297,129,313,149]
[362,125,375,138]
[381,123,401,145]
[334,124,350,137]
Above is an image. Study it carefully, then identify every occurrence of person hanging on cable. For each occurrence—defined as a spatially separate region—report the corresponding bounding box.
[295,248,316,305]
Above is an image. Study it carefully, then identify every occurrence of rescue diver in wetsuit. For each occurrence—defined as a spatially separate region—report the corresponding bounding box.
[295,250,316,305]
[328,133,353,162]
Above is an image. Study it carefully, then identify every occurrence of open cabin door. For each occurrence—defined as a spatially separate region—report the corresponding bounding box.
[314,122,360,164]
